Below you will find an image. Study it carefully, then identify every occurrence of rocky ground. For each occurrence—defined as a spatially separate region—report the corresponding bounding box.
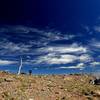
[0,72,100,100]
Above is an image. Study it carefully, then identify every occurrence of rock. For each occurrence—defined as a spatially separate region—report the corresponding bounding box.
[29,98,34,100]
[94,90,100,95]
[4,78,14,82]
[61,97,66,100]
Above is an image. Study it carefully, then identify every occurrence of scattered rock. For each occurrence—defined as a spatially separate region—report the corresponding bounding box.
[4,78,14,82]
[0,73,99,100]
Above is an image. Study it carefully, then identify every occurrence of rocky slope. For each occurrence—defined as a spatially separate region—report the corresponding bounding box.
[0,72,100,100]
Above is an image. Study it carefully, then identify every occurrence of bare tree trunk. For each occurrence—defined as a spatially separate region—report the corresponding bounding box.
[17,57,22,75]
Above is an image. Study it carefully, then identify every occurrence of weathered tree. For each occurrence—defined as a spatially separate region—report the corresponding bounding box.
[17,57,23,75]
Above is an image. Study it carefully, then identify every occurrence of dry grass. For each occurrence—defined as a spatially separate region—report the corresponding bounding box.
[0,72,100,100]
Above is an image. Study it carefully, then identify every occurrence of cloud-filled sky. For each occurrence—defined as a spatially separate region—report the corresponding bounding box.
[0,0,100,74]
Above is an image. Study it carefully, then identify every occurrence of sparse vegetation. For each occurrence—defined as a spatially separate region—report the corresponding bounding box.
[0,71,100,100]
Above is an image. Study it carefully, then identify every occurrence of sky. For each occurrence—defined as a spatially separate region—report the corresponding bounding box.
[0,0,100,74]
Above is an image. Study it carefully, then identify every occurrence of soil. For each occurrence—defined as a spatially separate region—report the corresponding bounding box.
[0,71,100,100]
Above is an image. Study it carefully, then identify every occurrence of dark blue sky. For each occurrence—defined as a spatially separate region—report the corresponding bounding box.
[0,0,100,30]
[0,0,100,74]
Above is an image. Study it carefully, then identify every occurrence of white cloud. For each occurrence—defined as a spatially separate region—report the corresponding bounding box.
[79,54,92,62]
[33,52,92,65]
[47,55,77,64]
[34,54,77,64]
[29,27,76,41]
[92,42,100,48]
[0,60,17,65]
[39,43,87,54]
[0,25,93,68]
[43,31,76,41]
[0,25,78,51]
[91,62,100,66]
[57,63,84,69]
[0,25,76,41]
[0,41,32,55]
[32,43,91,65]
[89,40,100,48]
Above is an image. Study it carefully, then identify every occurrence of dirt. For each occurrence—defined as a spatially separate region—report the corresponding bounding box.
[0,72,100,100]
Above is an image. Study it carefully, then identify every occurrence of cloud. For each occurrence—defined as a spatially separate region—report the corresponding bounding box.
[94,26,100,32]
[0,25,94,70]
[31,42,92,65]
[43,31,76,41]
[0,25,31,33]
[36,54,77,64]
[79,54,92,62]
[33,52,92,65]
[91,62,100,66]
[82,25,90,32]
[56,63,85,69]
[0,25,76,41]
[89,40,100,49]
[0,60,17,65]
[92,41,100,48]
[0,40,33,55]
[0,25,78,52]
[39,43,87,54]
[0,25,93,67]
